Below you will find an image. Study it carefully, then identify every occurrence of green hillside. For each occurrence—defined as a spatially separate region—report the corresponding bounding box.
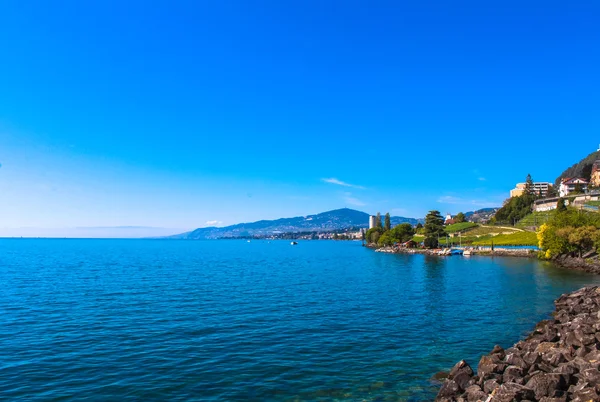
[444,222,478,233]
[516,212,553,228]
[555,149,600,186]
[472,231,539,246]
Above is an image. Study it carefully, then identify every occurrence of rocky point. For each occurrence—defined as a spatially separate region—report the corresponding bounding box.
[436,286,600,402]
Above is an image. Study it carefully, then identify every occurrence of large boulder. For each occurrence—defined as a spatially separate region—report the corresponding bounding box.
[477,355,507,379]
[437,380,460,399]
[524,373,569,399]
[492,383,535,402]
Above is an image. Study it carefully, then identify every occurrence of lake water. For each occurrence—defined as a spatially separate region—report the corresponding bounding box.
[1,239,598,401]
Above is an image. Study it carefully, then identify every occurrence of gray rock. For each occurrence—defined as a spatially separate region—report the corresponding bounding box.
[505,353,528,369]
[524,373,568,399]
[483,378,500,394]
[464,385,486,402]
[477,354,506,379]
[503,365,525,384]
[492,383,535,402]
[437,379,460,399]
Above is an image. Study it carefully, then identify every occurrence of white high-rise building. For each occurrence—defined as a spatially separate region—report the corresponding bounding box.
[369,215,377,229]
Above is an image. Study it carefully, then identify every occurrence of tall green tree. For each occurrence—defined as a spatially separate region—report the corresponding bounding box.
[568,226,597,258]
[365,227,384,244]
[378,231,394,246]
[423,210,445,248]
[390,223,415,243]
[525,174,534,195]
[375,212,382,229]
[494,192,536,225]
[557,198,567,212]
[384,212,391,231]
[454,212,466,223]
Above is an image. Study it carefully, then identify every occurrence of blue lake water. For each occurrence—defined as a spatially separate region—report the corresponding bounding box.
[1,239,598,401]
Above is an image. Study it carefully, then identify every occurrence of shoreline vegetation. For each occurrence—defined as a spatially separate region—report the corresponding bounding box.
[367,200,600,274]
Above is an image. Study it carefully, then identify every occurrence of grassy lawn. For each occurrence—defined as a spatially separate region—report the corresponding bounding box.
[445,222,478,233]
[472,231,538,246]
[461,225,520,236]
[586,201,600,207]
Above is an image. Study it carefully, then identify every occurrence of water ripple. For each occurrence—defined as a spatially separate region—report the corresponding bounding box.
[0,239,598,401]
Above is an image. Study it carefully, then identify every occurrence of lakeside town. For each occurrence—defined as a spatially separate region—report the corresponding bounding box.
[359,147,600,263]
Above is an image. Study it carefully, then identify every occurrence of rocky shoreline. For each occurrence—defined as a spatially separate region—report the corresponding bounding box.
[370,244,600,275]
[371,245,537,258]
[553,256,600,275]
[436,286,600,402]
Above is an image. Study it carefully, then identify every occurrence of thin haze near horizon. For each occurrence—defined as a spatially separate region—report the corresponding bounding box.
[1,1,599,238]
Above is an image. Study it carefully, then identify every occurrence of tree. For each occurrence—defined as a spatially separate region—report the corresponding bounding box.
[573,183,584,194]
[525,174,534,195]
[389,223,415,243]
[494,192,536,224]
[375,212,382,229]
[547,185,558,198]
[384,212,391,231]
[557,198,567,212]
[454,212,466,223]
[365,227,384,244]
[424,237,439,249]
[416,223,423,230]
[568,226,598,258]
[378,231,394,246]
[423,210,445,248]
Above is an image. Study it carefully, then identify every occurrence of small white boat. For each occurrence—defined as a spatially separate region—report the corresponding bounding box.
[291,241,298,245]
[463,249,472,256]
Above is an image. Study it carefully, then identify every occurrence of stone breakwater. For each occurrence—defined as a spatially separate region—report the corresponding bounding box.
[372,246,536,258]
[436,286,600,402]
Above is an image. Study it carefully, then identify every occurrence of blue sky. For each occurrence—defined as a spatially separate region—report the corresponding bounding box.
[0,1,599,237]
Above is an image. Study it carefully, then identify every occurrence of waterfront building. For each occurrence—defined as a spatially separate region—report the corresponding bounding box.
[510,182,552,198]
[368,215,377,229]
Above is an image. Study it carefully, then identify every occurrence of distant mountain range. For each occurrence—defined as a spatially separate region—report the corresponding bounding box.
[167,208,422,240]
[166,207,503,240]
[464,208,499,223]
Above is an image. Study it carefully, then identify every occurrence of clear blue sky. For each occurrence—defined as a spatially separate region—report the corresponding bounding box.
[0,1,599,237]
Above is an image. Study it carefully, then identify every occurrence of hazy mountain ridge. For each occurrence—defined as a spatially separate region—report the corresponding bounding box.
[169,208,422,239]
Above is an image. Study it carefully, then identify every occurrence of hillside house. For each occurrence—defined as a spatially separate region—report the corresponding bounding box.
[559,178,589,197]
